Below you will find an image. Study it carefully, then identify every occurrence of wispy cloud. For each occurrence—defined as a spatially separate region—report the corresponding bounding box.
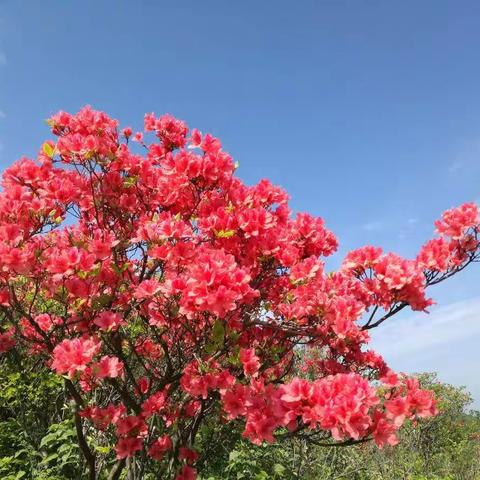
[447,137,480,176]
[0,109,5,120]
[371,297,480,358]
[370,297,480,406]
[398,217,421,240]
[362,221,383,232]
[0,52,6,66]
[448,161,463,173]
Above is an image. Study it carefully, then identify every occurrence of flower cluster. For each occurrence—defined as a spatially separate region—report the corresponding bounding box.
[221,372,436,448]
[0,106,478,479]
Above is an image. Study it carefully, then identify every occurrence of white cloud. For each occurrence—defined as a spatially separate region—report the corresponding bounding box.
[371,297,480,357]
[448,161,463,173]
[362,221,383,232]
[0,109,5,120]
[396,218,421,240]
[0,52,6,66]
[447,137,480,176]
[369,297,480,407]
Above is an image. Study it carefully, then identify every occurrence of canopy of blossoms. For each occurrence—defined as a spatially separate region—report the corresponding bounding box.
[0,106,478,479]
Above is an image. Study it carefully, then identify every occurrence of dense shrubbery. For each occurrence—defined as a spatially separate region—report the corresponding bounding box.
[201,373,480,480]
[0,362,478,479]
[0,107,479,478]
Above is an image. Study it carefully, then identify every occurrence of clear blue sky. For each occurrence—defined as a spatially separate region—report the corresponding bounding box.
[0,1,479,405]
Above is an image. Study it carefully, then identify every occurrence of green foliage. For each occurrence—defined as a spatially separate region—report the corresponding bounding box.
[201,373,480,480]
[37,420,80,476]
[220,442,292,479]
[0,360,478,480]
[0,354,85,479]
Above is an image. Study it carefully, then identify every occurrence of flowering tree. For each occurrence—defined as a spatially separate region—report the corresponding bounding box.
[0,106,478,479]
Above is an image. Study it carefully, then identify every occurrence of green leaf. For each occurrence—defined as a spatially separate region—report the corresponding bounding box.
[13,449,31,459]
[255,472,269,480]
[215,229,236,239]
[91,293,112,310]
[41,452,59,464]
[273,464,285,477]
[211,320,225,347]
[229,450,241,462]
[204,342,217,355]
[123,175,139,187]
[93,445,112,454]
[42,142,54,158]
[39,433,56,448]
[77,270,88,280]
[227,345,241,366]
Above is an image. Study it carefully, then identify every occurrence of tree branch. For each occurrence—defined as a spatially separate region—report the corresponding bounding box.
[74,409,96,480]
[107,459,126,480]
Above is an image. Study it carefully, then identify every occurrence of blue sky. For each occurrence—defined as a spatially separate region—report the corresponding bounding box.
[0,1,479,405]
